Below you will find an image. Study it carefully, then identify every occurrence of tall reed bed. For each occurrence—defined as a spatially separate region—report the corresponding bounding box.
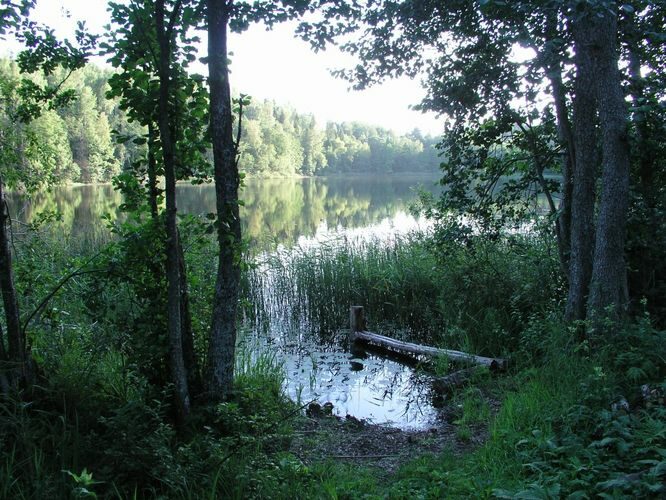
[243,233,440,340]
[243,230,560,356]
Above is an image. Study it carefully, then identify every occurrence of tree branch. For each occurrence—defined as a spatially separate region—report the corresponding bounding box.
[21,268,107,336]
[233,97,244,169]
[166,0,183,38]
[20,241,121,336]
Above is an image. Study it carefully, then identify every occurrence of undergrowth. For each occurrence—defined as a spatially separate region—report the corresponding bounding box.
[1,223,664,498]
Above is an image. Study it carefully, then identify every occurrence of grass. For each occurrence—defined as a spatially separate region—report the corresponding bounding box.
[244,229,561,358]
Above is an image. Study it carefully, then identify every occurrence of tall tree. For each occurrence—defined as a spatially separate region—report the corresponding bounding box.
[105,0,209,421]
[154,0,192,422]
[309,0,663,328]
[205,0,330,401]
[206,0,239,401]
[581,3,631,322]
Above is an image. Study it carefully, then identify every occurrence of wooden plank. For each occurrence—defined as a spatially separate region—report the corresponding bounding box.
[352,330,506,370]
[350,306,365,332]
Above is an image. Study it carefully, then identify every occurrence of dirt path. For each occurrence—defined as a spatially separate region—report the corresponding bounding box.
[289,399,496,475]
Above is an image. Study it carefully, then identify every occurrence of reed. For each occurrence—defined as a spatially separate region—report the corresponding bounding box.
[243,230,560,355]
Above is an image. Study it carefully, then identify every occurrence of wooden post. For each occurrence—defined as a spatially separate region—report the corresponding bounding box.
[349,306,365,342]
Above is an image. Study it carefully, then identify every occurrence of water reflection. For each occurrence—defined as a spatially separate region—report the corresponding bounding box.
[240,329,439,430]
[8,175,439,251]
[245,214,442,429]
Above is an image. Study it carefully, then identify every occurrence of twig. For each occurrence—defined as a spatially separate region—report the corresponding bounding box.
[21,242,118,335]
[22,268,106,335]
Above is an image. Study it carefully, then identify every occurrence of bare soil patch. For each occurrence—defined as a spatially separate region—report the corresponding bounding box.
[290,394,500,476]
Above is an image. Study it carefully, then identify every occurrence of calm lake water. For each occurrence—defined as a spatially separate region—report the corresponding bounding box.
[10,174,445,429]
[9,175,439,249]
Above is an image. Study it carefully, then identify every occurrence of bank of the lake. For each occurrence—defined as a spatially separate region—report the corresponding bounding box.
[2,214,663,498]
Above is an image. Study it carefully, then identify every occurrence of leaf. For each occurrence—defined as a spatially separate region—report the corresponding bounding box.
[596,477,631,490]
[590,436,616,448]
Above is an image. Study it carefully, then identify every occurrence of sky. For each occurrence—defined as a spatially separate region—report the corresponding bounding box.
[3,0,444,136]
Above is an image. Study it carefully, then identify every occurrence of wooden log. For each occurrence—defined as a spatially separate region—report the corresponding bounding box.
[352,330,507,370]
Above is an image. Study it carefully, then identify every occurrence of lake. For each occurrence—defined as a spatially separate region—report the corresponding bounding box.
[8,174,440,249]
[10,174,446,429]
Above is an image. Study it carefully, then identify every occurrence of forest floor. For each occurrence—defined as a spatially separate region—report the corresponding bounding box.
[289,391,502,477]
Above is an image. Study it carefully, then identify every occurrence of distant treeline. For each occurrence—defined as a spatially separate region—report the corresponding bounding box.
[0,59,441,183]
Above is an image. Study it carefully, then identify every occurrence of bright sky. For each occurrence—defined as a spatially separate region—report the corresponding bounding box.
[3,0,444,136]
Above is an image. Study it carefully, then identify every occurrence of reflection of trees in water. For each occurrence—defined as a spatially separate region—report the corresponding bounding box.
[7,185,122,241]
[8,175,439,249]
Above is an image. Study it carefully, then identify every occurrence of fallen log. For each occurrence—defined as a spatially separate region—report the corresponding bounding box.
[352,330,507,370]
[348,306,507,371]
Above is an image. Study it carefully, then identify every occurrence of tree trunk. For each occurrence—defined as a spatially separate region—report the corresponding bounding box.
[178,232,201,396]
[586,8,631,323]
[625,15,657,306]
[155,0,190,423]
[542,12,573,276]
[565,16,599,322]
[147,122,159,220]
[547,68,574,272]
[0,177,26,386]
[207,0,241,402]
[352,330,507,370]
[550,73,574,276]
[0,321,6,363]
[0,311,9,395]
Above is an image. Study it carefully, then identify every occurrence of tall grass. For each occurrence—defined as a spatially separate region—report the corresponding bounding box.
[244,230,560,356]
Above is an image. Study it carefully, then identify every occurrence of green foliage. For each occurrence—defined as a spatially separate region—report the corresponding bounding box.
[3,54,440,184]
[233,98,441,177]
[1,206,664,499]
[0,60,76,190]
[0,57,141,184]
[381,320,666,499]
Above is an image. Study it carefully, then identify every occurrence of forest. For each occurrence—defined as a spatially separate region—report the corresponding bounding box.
[0,58,440,182]
[1,0,665,498]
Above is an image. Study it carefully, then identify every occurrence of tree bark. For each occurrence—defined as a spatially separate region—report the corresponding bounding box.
[624,13,652,197]
[0,308,9,394]
[147,122,159,220]
[542,11,573,276]
[0,320,6,363]
[207,0,241,402]
[0,176,26,385]
[352,330,507,370]
[565,16,599,322]
[546,69,573,272]
[586,8,631,323]
[624,14,657,305]
[155,0,190,423]
[178,231,201,396]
